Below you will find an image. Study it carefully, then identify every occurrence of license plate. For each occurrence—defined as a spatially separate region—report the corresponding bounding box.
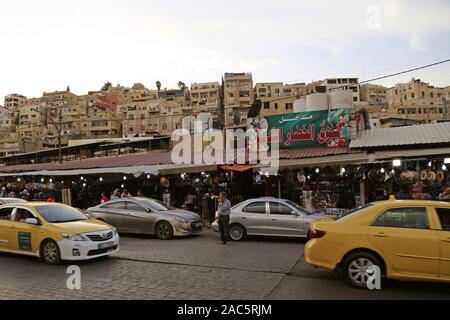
[98,241,114,249]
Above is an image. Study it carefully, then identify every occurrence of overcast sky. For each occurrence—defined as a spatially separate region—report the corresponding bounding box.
[1,0,449,100]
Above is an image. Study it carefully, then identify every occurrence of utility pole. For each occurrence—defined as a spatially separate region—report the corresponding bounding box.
[57,108,62,163]
[444,97,448,120]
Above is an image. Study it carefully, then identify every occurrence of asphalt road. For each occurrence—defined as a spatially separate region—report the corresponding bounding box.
[0,229,449,300]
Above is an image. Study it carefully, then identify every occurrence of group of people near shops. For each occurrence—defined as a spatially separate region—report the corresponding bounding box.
[0,186,57,202]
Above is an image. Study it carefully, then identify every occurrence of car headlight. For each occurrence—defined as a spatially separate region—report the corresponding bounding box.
[61,233,87,241]
[112,228,118,236]
[174,216,189,224]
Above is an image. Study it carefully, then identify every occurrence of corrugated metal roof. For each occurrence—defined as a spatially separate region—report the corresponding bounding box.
[350,122,450,149]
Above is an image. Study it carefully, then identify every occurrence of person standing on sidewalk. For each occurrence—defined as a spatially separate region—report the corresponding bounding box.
[215,191,231,244]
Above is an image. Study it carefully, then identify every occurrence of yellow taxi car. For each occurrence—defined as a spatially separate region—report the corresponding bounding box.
[0,202,119,264]
[305,197,450,288]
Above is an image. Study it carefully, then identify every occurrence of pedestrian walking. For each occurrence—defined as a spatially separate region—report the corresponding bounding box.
[215,191,231,244]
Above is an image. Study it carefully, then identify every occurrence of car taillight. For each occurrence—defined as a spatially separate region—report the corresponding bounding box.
[309,229,326,239]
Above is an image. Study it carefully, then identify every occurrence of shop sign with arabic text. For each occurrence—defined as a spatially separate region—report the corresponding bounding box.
[265,109,351,149]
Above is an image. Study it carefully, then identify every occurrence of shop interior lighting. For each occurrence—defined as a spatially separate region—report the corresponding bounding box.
[393,160,402,167]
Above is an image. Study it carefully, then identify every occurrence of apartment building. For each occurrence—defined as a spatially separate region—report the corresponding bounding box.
[120,100,161,138]
[4,94,26,123]
[322,78,360,103]
[16,98,45,151]
[224,73,254,126]
[4,93,26,110]
[158,89,188,135]
[190,82,220,111]
[0,106,15,137]
[387,78,448,121]
[75,92,121,140]
[359,84,389,118]
[255,82,307,116]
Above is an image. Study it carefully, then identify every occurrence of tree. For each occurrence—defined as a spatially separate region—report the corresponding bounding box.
[177,81,187,91]
[102,82,112,91]
[156,81,162,91]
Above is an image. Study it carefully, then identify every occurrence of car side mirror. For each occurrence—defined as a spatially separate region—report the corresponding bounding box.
[25,218,39,225]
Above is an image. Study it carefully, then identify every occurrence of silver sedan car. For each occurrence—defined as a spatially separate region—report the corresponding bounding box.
[86,197,203,240]
[212,198,333,241]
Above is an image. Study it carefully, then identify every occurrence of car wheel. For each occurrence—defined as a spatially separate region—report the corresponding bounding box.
[156,221,174,240]
[40,240,62,265]
[229,224,246,241]
[343,252,383,289]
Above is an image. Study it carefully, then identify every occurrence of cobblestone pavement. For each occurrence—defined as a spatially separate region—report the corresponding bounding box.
[0,229,449,300]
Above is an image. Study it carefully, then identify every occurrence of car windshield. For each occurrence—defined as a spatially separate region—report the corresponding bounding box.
[36,205,89,223]
[2,198,27,204]
[138,199,174,212]
[336,204,373,221]
[285,200,313,215]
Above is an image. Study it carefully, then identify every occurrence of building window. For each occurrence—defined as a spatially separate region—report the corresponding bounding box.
[286,103,293,110]
[274,103,278,110]
[430,93,434,98]
[422,92,425,98]
[411,93,415,99]
[264,102,270,109]
[353,97,358,102]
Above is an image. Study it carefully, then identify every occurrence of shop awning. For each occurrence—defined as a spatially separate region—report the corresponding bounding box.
[272,152,370,169]
[220,164,256,172]
[0,164,170,178]
[372,147,450,161]
[158,164,218,175]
